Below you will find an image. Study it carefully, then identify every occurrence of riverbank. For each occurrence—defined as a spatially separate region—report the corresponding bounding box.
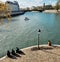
[11,11,25,17]
[0,11,25,18]
[0,44,60,62]
[44,10,60,13]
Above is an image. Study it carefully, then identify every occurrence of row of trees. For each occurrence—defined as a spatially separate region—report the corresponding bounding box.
[43,0,60,11]
[21,0,60,12]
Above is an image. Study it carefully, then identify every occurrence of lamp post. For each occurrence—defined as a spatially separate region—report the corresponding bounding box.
[38,29,41,49]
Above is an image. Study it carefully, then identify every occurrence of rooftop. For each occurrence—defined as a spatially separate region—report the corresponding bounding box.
[6,1,18,5]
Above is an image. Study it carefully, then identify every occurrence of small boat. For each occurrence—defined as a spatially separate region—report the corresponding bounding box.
[24,17,29,21]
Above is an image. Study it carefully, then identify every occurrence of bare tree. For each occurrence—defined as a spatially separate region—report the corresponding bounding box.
[56,0,60,11]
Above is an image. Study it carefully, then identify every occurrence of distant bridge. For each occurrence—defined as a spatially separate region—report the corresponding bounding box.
[24,9,44,12]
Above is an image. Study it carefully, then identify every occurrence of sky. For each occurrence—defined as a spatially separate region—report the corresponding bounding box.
[1,0,57,8]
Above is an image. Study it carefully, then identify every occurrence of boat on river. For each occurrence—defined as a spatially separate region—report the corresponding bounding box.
[24,17,29,21]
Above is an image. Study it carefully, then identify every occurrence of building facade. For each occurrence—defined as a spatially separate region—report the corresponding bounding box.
[5,1,20,12]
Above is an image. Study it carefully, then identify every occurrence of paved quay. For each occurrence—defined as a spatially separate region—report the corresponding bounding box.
[0,45,60,62]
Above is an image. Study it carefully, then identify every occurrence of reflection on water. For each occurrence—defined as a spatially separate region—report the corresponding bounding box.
[0,12,60,57]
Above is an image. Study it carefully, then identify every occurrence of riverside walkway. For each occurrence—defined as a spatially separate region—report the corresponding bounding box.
[0,45,60,62]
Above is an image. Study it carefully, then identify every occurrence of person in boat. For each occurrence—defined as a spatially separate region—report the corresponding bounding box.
[24,17,29,21]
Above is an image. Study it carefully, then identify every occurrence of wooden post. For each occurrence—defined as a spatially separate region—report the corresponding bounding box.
[38,29,41,49]
[38,34,40,49]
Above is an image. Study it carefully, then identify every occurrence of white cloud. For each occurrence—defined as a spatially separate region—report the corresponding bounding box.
[35,0,42,1]
[1,0,58,7]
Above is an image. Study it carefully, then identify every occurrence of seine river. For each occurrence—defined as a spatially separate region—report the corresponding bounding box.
[0,12,60,57]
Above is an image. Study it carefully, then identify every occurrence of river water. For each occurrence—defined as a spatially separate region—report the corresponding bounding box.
[0,12,60,57]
